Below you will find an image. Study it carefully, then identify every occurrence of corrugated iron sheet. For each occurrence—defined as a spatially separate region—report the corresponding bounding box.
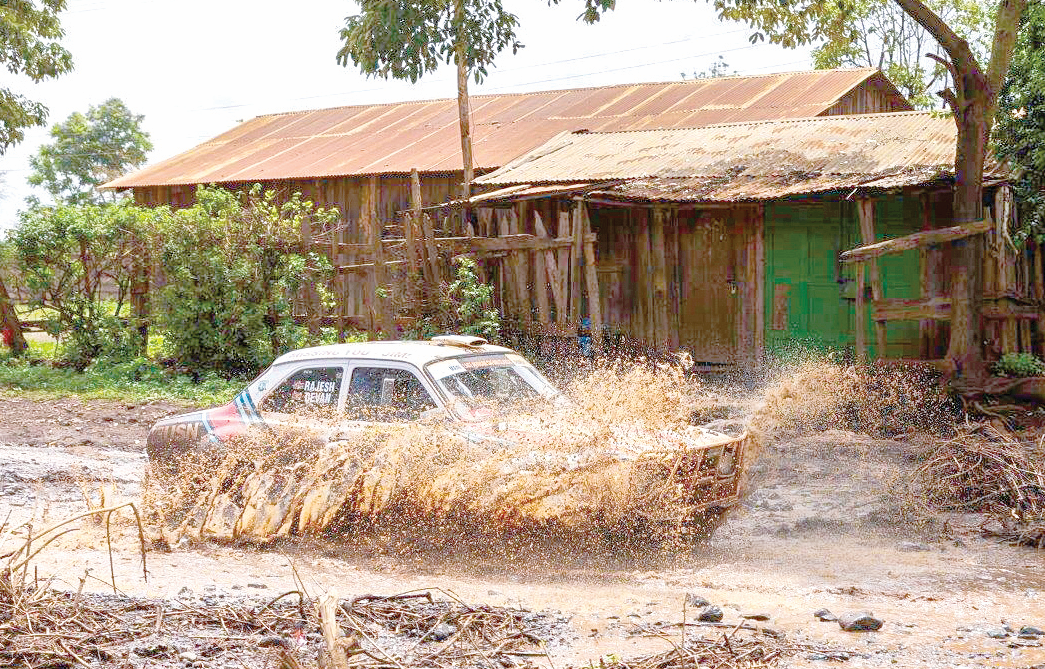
[105,68,900,189]
[473,111,1002,201]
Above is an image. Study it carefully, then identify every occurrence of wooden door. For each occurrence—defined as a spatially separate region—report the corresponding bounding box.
[678,212,739,363]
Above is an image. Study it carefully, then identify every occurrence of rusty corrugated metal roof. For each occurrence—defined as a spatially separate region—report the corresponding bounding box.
[105,68,905,189]
[473,111,1000,201]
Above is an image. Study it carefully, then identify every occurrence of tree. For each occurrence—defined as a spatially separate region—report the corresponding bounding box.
[995,1,1045,241]
[805,0,992,109]
[337,0,521,204]
[0,0,74,154]
[28,98,153,205]
[10,201,152,366]
[580,0,1024,374]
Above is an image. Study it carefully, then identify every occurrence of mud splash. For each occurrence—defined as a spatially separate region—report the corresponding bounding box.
[147,357,959,551]
[148,361,752,547]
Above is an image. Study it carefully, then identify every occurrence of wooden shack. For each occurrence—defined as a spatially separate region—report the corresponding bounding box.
[465,111,1036,365]
[102,69,911,337]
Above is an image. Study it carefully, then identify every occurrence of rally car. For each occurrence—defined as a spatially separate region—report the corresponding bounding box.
[146,335,750,534]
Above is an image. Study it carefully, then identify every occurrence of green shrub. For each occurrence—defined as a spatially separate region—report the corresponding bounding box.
[145,185,337,378]
[992,352,1045,378]
[410,255,500,341]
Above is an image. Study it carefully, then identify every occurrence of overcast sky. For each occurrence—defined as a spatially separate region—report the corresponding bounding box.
[0,0,813,229]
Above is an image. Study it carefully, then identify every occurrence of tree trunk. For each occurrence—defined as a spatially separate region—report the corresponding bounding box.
[891,0,1025,379]
[454,0,474,234]
[0,273,28,355]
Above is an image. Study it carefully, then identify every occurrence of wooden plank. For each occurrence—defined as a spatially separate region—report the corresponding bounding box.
[635,208,652,345]
[557,210,571,319]
[754,204,765,364]
[496,210,518,319]
[408,169,421,279]
[533,211,551,323]
[840,219,992,263]
[650,207,670,350]
[509,205,529,322]
[571,200,584,325]
[872,297,1041,322]
[421,213,440,287]
[857,198,887,358]
[580,204,603,352]
[666,209,680,350]
[855,262,866,362]
[534,212,566,320]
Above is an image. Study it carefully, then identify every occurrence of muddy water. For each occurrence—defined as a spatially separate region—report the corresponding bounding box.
[2,387,1045,668]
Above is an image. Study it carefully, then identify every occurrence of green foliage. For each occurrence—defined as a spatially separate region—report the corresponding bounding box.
[807,0,991,109]
[8,200,151,367]
[991,352,1045,378]
[146,185,337,378]
[996,1,1045,241]
[28,97,153,205]
[0,0,74,153]
[337,0,522,84]
[0,347,241,404]
[411,255,500,340]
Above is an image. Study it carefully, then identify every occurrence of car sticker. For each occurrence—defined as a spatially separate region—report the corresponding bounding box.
[459,355,511,370]
[429,359,466,378]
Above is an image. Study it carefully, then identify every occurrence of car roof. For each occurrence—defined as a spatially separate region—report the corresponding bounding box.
[270,340,516,368]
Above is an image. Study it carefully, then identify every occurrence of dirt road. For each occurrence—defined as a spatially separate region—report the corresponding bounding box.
[2,395,1043,668]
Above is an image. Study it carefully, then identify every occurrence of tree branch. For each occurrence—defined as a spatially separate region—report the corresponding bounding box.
[984,0,1027,129]
[891,0,978,72]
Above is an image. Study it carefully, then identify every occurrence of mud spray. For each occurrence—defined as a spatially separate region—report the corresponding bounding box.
[144,356,956,555]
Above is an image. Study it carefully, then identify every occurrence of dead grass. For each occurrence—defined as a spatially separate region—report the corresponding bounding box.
[907,421,1045,547]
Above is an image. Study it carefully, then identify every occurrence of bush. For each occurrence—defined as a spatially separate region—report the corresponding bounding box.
[410,256,500,341]
[8,201,151,367]
[145,185,337,378]
[992,352,1045,378]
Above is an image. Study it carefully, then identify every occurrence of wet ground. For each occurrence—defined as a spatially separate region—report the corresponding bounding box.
[2,395,1044,668]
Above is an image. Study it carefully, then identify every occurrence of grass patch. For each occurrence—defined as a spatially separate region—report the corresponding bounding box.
[0,346,242,405]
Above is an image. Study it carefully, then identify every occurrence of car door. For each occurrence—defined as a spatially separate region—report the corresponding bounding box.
[330,363,444,442]
[256,362,349,445]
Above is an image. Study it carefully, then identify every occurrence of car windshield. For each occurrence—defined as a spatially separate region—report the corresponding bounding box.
[426,353,560,421]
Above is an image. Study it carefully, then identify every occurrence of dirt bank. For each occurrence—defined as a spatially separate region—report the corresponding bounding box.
[2,396,1043,668]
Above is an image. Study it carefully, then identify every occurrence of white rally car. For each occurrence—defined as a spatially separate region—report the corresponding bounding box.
[147,336,750,536]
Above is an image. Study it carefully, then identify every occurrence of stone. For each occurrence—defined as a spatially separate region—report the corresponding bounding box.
[697,606,723,623]
[176,586,193,598]
[985,628,1009,639]
[179,651,199,662]
[685,593,709,608]
[897,541,929,552]
[430,623,455,641]
[837,611,884,632]
[813,609,837,622]
[247,582,268,589]
[741,612,771,621]
[1020,626,1044,636]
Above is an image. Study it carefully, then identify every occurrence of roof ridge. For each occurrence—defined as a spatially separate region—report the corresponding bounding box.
[557,109,941,136]
[253,68,881,120]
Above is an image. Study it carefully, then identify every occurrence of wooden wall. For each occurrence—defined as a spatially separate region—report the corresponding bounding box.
[587,202,763,364]
[819,74,913,116]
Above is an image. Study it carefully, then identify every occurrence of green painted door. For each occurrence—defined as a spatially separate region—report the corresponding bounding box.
[765,202,848,354]
[765,199,922,359]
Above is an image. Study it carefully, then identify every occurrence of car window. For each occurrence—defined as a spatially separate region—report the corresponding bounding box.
[345,367,436,422]
[261,366,344,413]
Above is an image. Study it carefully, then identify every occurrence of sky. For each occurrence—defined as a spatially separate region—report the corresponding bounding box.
[0,0,814,229]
